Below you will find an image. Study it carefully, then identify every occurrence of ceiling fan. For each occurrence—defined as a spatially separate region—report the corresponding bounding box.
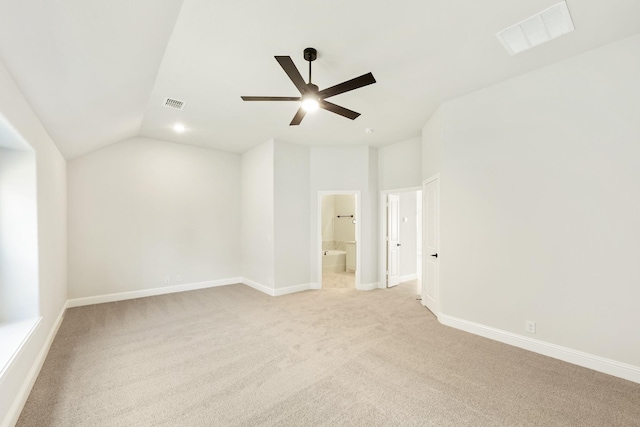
[241,47,376,126]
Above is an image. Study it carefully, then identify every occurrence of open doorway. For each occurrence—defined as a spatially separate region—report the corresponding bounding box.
[318,191,360,289]
[380,187,422,295]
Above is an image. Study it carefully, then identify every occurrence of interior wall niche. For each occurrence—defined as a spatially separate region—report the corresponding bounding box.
[0,116,39,322]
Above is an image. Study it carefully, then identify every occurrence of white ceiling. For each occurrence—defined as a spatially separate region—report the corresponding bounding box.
[0,0,639,159]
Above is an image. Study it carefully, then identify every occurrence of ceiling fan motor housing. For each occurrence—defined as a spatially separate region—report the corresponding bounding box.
[303,47,317,62]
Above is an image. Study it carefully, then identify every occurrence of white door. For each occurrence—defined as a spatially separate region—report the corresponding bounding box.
[387,194,401,287]
[422,178,439,314]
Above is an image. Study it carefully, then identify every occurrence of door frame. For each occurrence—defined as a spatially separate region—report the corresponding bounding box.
[316,190,361,289]
[379,186,421,289]
[422,174,440,316]
[387,194,401,288]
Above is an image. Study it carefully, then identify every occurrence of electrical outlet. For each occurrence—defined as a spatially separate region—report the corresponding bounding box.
[176,275,182,282]
[525,321,536,334]
[164,276,170,284]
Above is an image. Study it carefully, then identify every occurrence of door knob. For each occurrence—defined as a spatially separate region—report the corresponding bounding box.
[431,253,438,258]
[397,243,401,247]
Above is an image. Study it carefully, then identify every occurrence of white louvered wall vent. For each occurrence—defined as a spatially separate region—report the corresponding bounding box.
[496,1,575,55]
[163,98,186,110]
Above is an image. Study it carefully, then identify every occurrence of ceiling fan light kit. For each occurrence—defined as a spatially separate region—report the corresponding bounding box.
[301,95,320,112]
[241,47,376,126]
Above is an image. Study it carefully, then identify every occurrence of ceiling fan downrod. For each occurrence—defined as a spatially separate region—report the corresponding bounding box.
[303,47,317,86]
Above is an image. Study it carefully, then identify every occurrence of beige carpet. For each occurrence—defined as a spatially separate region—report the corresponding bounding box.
[322,271,355,289]
[17,283,640,426]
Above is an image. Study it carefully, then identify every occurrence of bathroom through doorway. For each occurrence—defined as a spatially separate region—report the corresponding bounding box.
[319,191,359,289]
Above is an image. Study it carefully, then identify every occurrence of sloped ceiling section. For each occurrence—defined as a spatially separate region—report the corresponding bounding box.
[0,0,184,159]
[139,0,640,154]
[1,0,640,158]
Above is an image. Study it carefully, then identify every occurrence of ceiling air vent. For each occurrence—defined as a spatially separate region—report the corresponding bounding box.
[496,1,575,55]
[163,97,185,110]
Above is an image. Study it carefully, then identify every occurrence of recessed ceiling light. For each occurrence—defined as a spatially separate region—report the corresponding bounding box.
[173,123,186,133]
[496,1,575,55]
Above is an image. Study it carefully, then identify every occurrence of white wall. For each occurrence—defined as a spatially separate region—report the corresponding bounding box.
[427,34,640,369]
[310,146,378,287]
[0,59,67,426]
[68,136,241,298]
[274,140,310,289]
[0,148,39,322]
[421,107,443,180]
[241,140,274,289]
[378,137,422,191]
[398,191,417,278]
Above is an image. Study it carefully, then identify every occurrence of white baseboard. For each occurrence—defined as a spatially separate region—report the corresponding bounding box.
[399,274,418,283]
[2,302,67,427]
[309,282,320,290]
[241,278,311,297]
[274,283,311,296]
[439,314,640,384]
[66,278,242,308]
[357,282,379,291]
[66,277,311,309]
[241,278,274,296]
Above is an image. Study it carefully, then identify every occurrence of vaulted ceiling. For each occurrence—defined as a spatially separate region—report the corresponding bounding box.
[0,0,639,159]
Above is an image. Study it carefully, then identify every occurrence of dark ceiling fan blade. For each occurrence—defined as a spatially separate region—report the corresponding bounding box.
[241,96,300,101]
[319,100,360,120]
[317,72,376,99]
[275,56,309,94]
[289,107,307,126]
